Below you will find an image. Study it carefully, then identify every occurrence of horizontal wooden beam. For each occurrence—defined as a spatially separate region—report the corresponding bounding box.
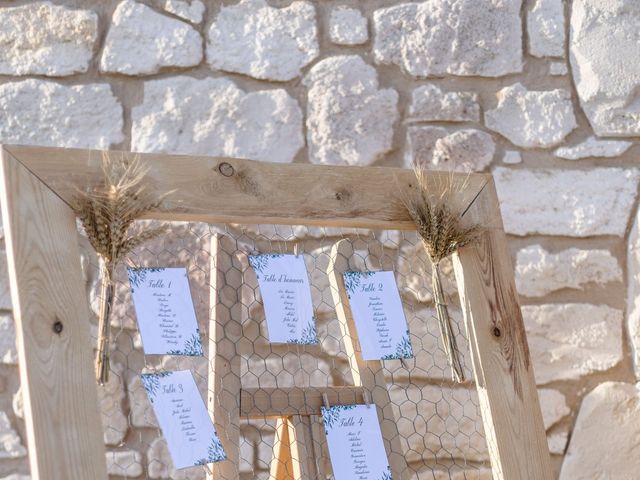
[6,145,490,230]
[240,386,365,418]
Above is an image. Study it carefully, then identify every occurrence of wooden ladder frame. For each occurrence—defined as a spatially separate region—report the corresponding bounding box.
[211,235,410,479]
[0,144,553,480]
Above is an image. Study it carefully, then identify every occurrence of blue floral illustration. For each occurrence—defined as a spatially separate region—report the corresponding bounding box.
[381,330,414,360]
[248,254,285,275]
[379,466,393,480]
[321,404,357,434]
[140,372,172,403]
[195,436,227,465]
[127,267,165,293]
[287,320,318,345]
[167,331,204,356]
[342,271,375,299]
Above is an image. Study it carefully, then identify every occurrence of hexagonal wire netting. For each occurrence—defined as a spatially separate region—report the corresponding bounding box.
[83,220,491,480]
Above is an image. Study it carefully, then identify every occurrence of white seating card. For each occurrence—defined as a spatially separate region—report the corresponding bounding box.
[249,254,317,344]
[141,370,226,469]
[322,404,392,480]
[128,267,203,356]
[343,271,413,360]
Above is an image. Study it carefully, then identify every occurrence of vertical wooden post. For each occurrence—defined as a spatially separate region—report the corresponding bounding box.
[0,147,108,479]
[286,415,315,478]
[270,417,294,479]
[452,179,553,480]
[208,234,242,479]
[270,415,317,480]
[309,414,327,478]
[327,239,409,480]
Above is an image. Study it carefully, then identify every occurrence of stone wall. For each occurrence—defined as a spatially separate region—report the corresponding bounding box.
[0,0,639,479]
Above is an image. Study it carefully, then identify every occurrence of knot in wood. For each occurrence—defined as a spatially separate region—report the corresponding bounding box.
[335,189,351,202]
[493,326,502,338]
[218,162,235,177]
[53,320,64,334]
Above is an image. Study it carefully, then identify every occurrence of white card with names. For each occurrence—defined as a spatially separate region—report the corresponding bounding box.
[141,370,226,469]
[249,254,317,345]
[322,404,392,480]
[343,271,413,361]
[128,267,203,356]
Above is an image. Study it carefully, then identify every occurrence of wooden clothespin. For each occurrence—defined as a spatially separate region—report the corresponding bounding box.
[323,392,330,409]
[240,246,259,258]
[294,243,299,257]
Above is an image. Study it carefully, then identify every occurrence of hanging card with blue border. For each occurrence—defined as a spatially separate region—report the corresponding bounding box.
[342,271,413,361]
[248,254,317,345]
[128,267,203,356]
[141,370,226,469]
[321,404,392,480]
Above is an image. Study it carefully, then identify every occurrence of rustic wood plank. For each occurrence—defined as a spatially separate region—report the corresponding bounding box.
[327,239,409,480]
[309,415,327,478]
[240,386,365,418]
[6,144,488,230]
[270,417,294,480]
[269,416,316,480]
[287,415,315,478]
[207,234,243,480]
[452,179,553,480]
[0,146,108,479]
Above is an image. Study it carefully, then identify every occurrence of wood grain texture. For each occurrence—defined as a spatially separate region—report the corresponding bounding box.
[327,239,409,480]
[287,415,315,478]
[0,147,108,479]
[269,416,317,480]
[208,234,242,480]
[270,417,294,479]
[452,179,553,480]
[309,415,327,478]
[6,144,489,230]
[240,386,365,418]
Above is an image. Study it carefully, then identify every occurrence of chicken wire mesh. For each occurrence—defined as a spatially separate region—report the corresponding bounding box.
[81,220,492,480]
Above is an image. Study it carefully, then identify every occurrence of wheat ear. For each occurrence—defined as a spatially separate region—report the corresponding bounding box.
[72,152,171,385]
[403,167,482,383]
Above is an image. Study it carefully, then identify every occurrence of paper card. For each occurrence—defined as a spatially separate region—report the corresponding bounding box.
[248,254,317,345]
[128,267,203,356]
[141,370,226,469]
[322,404,392,480]
[342,271,413,361]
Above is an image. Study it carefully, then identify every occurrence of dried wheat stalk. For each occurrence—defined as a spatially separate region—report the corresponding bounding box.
[72,152,170,385]
[404,167,482,383]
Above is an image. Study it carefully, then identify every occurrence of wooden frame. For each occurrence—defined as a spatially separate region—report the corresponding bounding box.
[0,144,552,480]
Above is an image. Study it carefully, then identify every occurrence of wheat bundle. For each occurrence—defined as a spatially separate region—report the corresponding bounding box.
[405,167,483,383]
[72,152,170,385]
